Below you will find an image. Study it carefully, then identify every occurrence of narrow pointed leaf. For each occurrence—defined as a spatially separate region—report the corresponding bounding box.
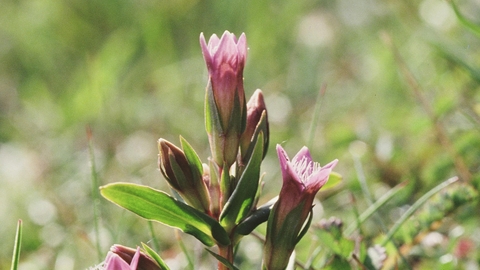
[321,171,342,191]
[236,196,277,235]
[141,243,170,270]
[100,183,230,246]
[220,132,264,231]
[180,136,204,183]
[179,136,210,210]
[205,249,240,270]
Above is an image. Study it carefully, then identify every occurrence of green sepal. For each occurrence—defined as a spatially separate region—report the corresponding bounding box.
[100,183,230,246]
[141,243,171,270]
[205,81,223,134]
[295,208,313,244]
[264,200,308,270]
[236,196,277,235]
[180,136,210,210]
[205,81,224,166]
[219,132,264,232]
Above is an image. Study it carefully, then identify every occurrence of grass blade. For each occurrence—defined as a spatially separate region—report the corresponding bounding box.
[10,219,22,270]
[381,176,458,246]
[344,182,407,236]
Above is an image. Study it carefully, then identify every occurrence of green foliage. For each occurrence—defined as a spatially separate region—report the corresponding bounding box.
[220,132,264,232]
[2,0,480,268]
[100,183,230,247]
[141,243,170,270]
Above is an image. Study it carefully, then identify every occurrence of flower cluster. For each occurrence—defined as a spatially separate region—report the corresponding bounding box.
[99,30,338,270]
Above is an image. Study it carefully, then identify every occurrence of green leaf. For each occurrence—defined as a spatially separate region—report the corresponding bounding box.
[220,132,264,232]
[236,196,277,235]
[180,136,204,182]
[179,136,210,210]
[321,171,342,191]
[141,243,170,270]
[10,219,22,270]
[205,249,240,270]
[100,183,230,246]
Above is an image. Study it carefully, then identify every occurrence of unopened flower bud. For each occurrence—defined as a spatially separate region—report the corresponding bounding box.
[240,89,269,162]
[200,31,247,168]
[103,245,160,270]
[158,138,210,213]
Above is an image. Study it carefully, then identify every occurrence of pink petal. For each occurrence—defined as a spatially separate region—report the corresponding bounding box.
[276,144,290,173]
[104,252,131,270]
[129,247,141,269]
[215,32,238,70]
[236,33,247,65]
[199,33,213,71]
[292,146,313,164]
[276,144,303,188]
[207,34,220,54]
[306,159,338,191]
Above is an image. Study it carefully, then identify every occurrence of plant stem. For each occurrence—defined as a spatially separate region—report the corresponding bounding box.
[218,245,233,270]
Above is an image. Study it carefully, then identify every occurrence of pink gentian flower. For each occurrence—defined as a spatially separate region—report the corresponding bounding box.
[263,145,338,270]
[200,31,247,168]
[103,245,160,270]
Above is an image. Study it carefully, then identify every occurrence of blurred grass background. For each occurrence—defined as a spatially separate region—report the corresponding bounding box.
[1,0,480,269]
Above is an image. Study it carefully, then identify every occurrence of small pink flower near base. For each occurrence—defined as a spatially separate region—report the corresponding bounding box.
[264,145,338,270]
[103,245,160,270]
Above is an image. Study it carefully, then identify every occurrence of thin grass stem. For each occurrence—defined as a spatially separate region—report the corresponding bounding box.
[307,84,327,149]
[381,176,459,246]
[148,221,160,251]
[10,219,22,270]
[344,181,407,236]
[87,126,102,261]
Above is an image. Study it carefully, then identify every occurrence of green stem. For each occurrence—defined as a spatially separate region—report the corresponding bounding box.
[217,245,234,270]
[10,219,22,270]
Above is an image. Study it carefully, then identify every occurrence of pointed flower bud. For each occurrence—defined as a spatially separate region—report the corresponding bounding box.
[158,138,210,213]
[240,89,269,162]
[200,31,247,168]
[263,145,338,270]
[103,245,160,270]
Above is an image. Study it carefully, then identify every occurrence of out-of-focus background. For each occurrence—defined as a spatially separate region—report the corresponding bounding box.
[1,0,480,269]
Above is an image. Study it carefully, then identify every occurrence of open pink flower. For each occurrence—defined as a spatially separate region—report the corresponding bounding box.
[264,145,338,270]
[275,145,338,223]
